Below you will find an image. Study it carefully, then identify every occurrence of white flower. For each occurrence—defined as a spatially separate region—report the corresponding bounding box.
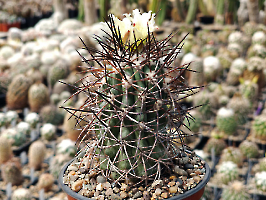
[111,9,158,43]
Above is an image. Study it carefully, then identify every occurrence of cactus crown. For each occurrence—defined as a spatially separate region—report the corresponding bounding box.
[63,10,200,186]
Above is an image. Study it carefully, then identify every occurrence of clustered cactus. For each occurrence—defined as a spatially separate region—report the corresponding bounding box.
[217,161,239,185]
[63,9,200,185]
[239,140,259,159]
[252,114,266,141]
[221,181,250,200]
[216,107,237,135]
[255,171,266,192]
[220,147,244,167]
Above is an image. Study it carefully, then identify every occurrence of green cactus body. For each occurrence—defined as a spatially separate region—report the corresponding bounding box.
[25,112,40,128]
[41,123,56,141]
[63,10,199,183]
[0,112,6,127]
[252,114,266,141]
[6,74,32,110]
[50,154,73,178]
[56,139,76,157]
[216,107,237,135]
[259,158,266,171]
[183,110,202,133]
[11,188,32,200]
[255,171,266,192]
[28,140,46,170]
[217,161,239,184]
[227,93,251,124]
[239,140,259,159]
[0,136,13,164]
[239,79,258,104]
[37,173,54,192]
[221,181,250,200]
[1,157,23,185]
[28,82,49,112]
[1,128,27,147]
[48,59,69,88]
[40,105,64,125]
[192,90,212,119]
[220,147,244,167]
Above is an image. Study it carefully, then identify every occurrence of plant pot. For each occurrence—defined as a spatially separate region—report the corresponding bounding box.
[59,156,211,200]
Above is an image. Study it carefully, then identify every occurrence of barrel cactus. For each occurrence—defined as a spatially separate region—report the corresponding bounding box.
[25,112,40,128]
[28,140,46,170]
[204,134,227,156]
[216,107,237,135]
[41,123,57,141]
[16,121,31,136]
[239,140,259,159]
[40,105,64,125]
[220,147,244,167]
[47,59,69,88]
[0,136,13,164]
[1,157,23,186]
[1,128,27,147]
[11,188,32,200]
[56,139,76,157]
[37,173,54,192]
[252,114,266,141]
[62,9,202,186]
[217,161,239,185]
[28,82,50,112]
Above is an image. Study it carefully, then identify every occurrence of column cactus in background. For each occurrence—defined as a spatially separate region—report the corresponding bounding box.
[247,0,260,23]
[28,140,46,170]
[216,107,237,135]
[221,181,250,200]
[0,136,13,164]
[1,157,23,186]
[62,9,201,185]
[6,74,32,110]
[28,82,50,112]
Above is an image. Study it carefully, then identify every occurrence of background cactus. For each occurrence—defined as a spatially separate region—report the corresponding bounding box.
[0,136,13,164]
[1,128,27,147]
[28,140,46,170]
[1,157,23,185]
[204,134,227,156]
[37,173,55,192]
[41,123,57,141]
[216,107,237,135]
[40,105,64,125]
[25,112,40,128]
[16,122,31,136]
[252,114,266,141]
[63,9,200,184]
[11,188,32,200]
[6,74,32,110]
[239,140,259,159]
[217,161,239,184]
[221,181,250,200]
[220,147,244,167]
[28,82,50,112]
[255,171,266,192]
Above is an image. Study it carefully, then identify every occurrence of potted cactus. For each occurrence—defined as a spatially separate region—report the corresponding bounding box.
[58,9,210,200]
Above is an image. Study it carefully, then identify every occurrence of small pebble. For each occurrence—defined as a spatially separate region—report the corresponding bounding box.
[67,165,78,171]
[155,188,162,195]
[113,187,120,193]
[173,166,188,176]
[185,163,194,169]
[169,186,178,194]
[161,192,169,199]
[120,191,128,198]
[151,180,163,188]
[121,183,129,191]
[143,191,150,199]
[96,183,104,191]
[168,181,176,187]
[133,191,142,198]
[106,188,113,196]
[96,175,106,183]
[103,182,111,189]
[71,180,84,192]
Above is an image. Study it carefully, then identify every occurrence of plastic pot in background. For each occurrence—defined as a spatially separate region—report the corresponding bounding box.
[59,157,211,200]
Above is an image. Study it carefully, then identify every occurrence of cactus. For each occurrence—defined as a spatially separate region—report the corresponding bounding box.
[203,56,221,82]
[227,93,251,124]
[11,188,31,200]
[259,157,266,172]
[220,147,244,167]
[1,128,27,147]
[28,82,50,112]
[247,44,266,58]
[251,114,266,140]
[47,59,69,88]
[49,154,73,178]
[0,112,6,127]
[255,171,266,192]
[204,134,227,156]
[40,105,64,125]
[192,89,213,119]
[0,136,13,164]
[56,139,76,157]
[239,78,259,104]
[37,173,54,192]
[28,140,46,170]
[239,140,259,159]
[0,46,15,59]
[16,122,31,136]
[217,161,239,184]
[50,93,61,105]
[41,123,56,141]
[6,74,32,110]
[1,157,23,185]
[221,181,250,200]
[62,9,201,184]
[5,110,19,125]
[216,107,237,135]
[25,112,40,128]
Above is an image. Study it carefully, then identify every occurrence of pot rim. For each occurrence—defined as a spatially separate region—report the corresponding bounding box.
[58,153,211,200]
